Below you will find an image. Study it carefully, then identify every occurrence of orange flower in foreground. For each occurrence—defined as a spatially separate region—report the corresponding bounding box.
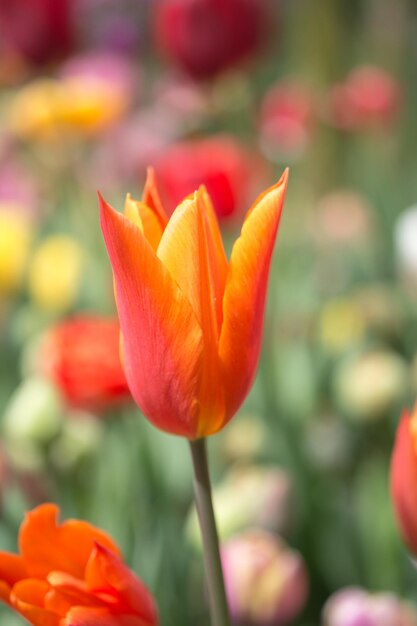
[40,316,131,411]
[0,503,158,626]
[390,406,417,555]
[100,167,288,438]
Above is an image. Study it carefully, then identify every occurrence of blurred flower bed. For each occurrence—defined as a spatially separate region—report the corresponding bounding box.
[1,0,417,624]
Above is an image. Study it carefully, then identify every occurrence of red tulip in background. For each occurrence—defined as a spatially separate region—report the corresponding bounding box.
[0,503,158,626]
[154,0,269,79]
[328,65,400,131]
[154,136,266,221]
[390,406,417,555]
[40,316,131,411]
[100,168,288,438]
[0,0,73,66]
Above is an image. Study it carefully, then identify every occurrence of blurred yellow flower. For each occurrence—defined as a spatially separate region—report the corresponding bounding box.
[0,206,33,295]
[8,76,128,139]
[334,350,409,420]
[59,76,128,134]
[319,297,366,351]
[27,235,83,312]
[8,79,65,138]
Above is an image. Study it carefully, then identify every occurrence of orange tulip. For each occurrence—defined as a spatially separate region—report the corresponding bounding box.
[0,503,158,626]
[100,167,288,438]
[390,406,417,555]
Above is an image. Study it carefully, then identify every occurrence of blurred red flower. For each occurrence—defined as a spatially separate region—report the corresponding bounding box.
[390,406,417,555]
[328,65,400,131]
[40,316,131,411]
[154,136,267,221]
[154,0,269,79]
[0,503,158,626]
[0,0,73,66]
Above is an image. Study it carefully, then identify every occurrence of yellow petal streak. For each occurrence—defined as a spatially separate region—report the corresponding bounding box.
[142,167,168,229]
[157,191,228,435]
[124,195,164,251]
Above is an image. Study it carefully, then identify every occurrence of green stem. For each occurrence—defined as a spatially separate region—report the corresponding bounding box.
[189,438,231,626]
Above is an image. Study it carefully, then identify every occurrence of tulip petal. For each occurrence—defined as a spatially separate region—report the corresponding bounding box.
[0,581,10,604]
[100,195,204,437]
[197,185,229,325]
[391,410,417,555]
[124,195,165,251]
[142,167,168,229]
[62,606,149,626]
[86,544,158,623]
[219,170,288,420]
[47,572,104,609]
[11,579,60,626]
[0,552,27,585]
[19,504,120,578]
[157,190,228,435]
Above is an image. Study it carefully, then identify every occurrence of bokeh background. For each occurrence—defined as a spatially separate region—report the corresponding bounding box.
[1,0,417,624]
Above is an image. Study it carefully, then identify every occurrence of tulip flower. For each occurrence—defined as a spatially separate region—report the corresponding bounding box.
[154,0,269,80]
[154,136,267,221]
[323,587,417,626]
[0,503,158,626]
[0,0,73,67]
[40,316,131,411]
[100,167,288,439]
[390,406,417,555]
[221,531,308,626]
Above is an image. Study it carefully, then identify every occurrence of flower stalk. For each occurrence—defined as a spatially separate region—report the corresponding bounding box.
[189,438,231,626]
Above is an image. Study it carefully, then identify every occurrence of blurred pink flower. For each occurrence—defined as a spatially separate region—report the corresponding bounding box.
[323,587,417,626]
[153,135,268,221]
[0,161,39,217]
[59,51,137,97]
[327,65,400,131]
[153,0,270,80]
[222,531,308,626]
[259,80,315,161]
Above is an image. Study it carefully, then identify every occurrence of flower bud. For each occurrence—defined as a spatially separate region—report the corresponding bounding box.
[390,407,417,556]
[221,531,308,625]
[323,587,417,626]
